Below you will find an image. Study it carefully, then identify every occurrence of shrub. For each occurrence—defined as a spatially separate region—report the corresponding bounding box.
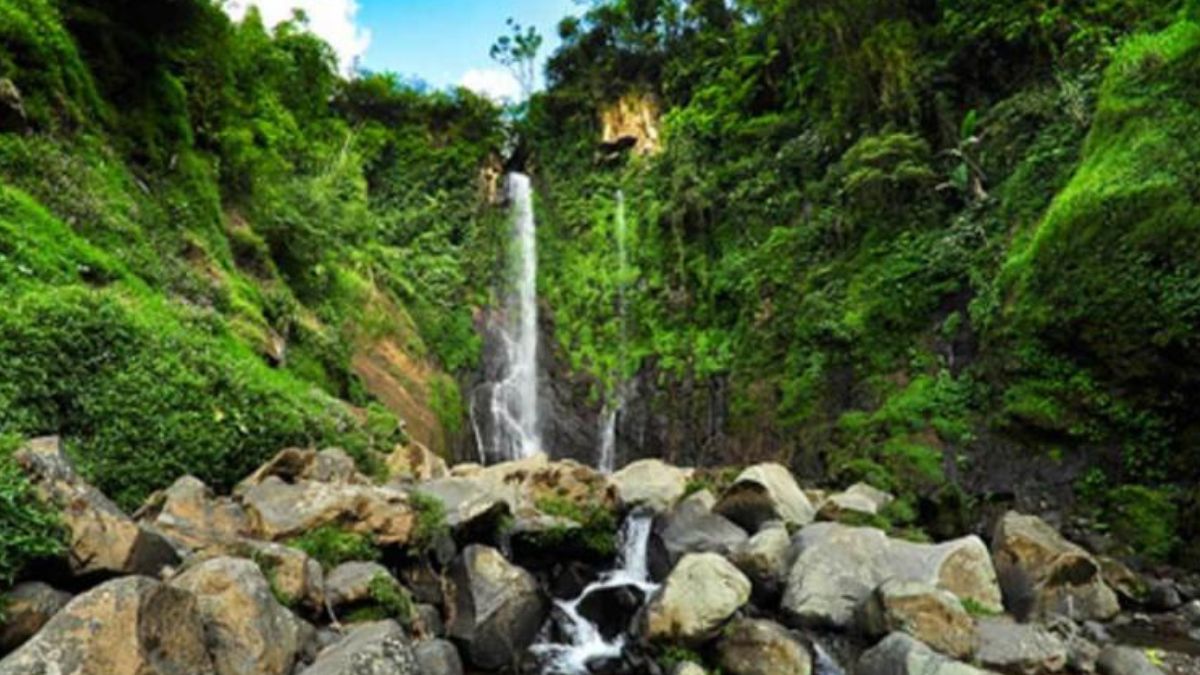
[408,491,449,555]
[1105,485,1179,561]
[0,435,65,588]
[533,496,618,558]
[288,526,380,570]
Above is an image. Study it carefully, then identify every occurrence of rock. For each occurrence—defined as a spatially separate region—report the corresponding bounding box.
[643,552,751,643]
[729,521,790,600]
[577,584,647,641]
[672,664,707,675]
[817,483,894,520]
[300,620,417,675]
[170,557,304,675]
[1100,557,1147,606]
[325,561,395,612]
[386,443,448,483]
[0,576,214,675]
[612,459,692,512]
[716,618,812,675]
[445,545,546,670]
[976,617,1068,674]
[656,490,748,565]
[135,476,251,551]
[13,436,179,577]
[860,579,977,660]
[238,448,369,491]
[1096,646,1164,675]
[1182,599,1200,625]
[1146,580,1182,612]
[236,539,325,610]
[475,454,619,513]
[782,523,1002,629]
[600,91,662,156]
[0,582,72,652]
[414,639,463,675]
[417,476,509,533]
[715,463,815,532]
[413,604,444,638]
[239,477,414,545]
[992,512,1120,622]
[858,632,992,675]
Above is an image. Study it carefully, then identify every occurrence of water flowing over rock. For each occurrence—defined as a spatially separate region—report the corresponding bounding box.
[642,552,751,643]
[299,621,417,675]
[14,436,178,578]
[992,511,1120,622]
[0,576,215,675]
[170,557,305,675]
[597,189,630,475]
[860,579,977,660]
[716,618,813,675]
[857,632,991,675]
[782,523,1002,629]
[715,463,816,532]
[611,459,692,512]
[473,172,541,463]
[446,544,547,670]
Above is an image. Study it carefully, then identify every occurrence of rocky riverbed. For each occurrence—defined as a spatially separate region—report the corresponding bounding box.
[1,436,1196,674]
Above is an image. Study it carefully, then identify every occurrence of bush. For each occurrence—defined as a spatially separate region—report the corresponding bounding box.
[408,491,449,555]
[0,435,64,588]
[1105,485,1179,561]
[533,496,618,559]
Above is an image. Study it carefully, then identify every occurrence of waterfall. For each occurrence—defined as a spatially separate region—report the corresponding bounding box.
[478,173,541,462]
[597,190,628,474]
[529,511,658,674]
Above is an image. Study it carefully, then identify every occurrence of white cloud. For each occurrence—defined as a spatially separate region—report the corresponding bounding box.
[460,68,521,103]
[223,0,371,75]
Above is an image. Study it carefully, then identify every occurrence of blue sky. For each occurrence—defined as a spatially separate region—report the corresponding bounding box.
[224,0,580,99]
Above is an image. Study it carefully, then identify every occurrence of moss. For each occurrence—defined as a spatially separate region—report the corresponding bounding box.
[408,491,449,555]
[1105,485,1179,561]
[0,434,65,587]
[287,526,380,571]
[532,496,618,559]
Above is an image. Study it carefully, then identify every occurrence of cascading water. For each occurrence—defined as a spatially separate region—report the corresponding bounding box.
[475,173,541,463]
[597,190,629,474]
[530,510,658,674]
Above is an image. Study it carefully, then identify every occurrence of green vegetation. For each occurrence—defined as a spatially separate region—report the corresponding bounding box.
[532,495,619,558]
[961,597,1002,618]
[288,526,380,571]
[0,435,64,589]
[407,491,449,555]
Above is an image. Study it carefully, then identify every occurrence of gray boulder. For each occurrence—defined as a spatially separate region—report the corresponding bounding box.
[612,459,692,512]
[858,632,992,675]
[300,621,417,675]
[643,552,751,643]
[729,521,790,599]
[716,618,812,675]
[325,561,395,613]
[714,463,815,532]
[657,490,748,564]
[1097,647,1164,675]
[0,576,214,675]
[414,639,463,675]
[445,545,546,670]
[976,617,1068,675]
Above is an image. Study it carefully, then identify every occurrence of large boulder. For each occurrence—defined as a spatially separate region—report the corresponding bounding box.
[643,552,751,643]
[976,618,1068,675]
[386,443,449,483]
[414,639,463,675]
[729,521,790,600]
[325,561,395,613]
[1096,646,1164,675]
[13,437,178,577]
[782,523,1001,629]
[135,476,251,551]
[612,459,692,512]
[656,490,748,565]
[237,448,369,491]
[860,579,977,660]
[0,582,72,652]
[239,478,414,545]
[445,545,546,670]
[170,557,304,675]
[417,476,509,532]
[817,483,894,521]
[858,632,992,675]
[300,621,417,675]
[992,512,1120,622]
[0,576,214,675]
[716,618,812,675]
[715,463,815,532]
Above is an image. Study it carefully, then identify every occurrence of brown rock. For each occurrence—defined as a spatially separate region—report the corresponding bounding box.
[716,618,812,675]
[385,443,448,482]
[860,579,977,660]
[136,476,251,551]
[238,477,414,545]
[237,448,368,493]
[0,582,71,652]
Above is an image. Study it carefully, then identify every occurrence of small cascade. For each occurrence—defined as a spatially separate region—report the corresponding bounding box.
[530,510,658,674]
[596,190,629,474]
[475,173,541,463]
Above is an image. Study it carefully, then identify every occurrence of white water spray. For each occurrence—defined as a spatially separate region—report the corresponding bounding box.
[597,190,629,474]
[480,173,541,462]
[530,511,658,673]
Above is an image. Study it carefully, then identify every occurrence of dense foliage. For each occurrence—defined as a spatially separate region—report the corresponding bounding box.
[527,0,1198,564]
[0,0,505,512]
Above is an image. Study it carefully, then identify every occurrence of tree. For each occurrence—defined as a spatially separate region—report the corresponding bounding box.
[490,18,543,99]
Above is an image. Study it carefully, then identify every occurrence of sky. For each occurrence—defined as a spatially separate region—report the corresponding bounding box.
[223,0,581,101]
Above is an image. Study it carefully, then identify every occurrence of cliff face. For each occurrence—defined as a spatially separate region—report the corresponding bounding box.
[599,92,662,156]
